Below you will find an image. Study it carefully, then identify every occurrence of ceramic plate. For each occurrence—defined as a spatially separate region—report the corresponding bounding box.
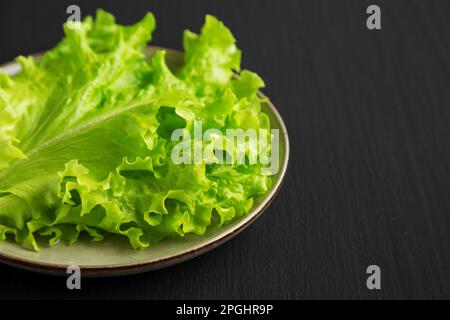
[0,47,289,277]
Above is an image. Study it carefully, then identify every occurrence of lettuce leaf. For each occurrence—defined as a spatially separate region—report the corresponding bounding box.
[0,9,271,250]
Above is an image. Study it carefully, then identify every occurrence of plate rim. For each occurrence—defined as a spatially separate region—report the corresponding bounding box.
[0,46,290,276]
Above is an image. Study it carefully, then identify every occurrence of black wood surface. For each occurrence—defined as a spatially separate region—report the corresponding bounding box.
[1,0,450,299]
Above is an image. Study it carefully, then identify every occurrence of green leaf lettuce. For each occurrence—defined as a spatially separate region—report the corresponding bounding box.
[0,10,272,250]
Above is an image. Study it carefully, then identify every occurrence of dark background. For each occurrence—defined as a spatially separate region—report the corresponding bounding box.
[1,0,450,299]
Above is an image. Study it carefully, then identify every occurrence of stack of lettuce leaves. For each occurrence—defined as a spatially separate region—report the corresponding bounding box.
[0,10,272,251]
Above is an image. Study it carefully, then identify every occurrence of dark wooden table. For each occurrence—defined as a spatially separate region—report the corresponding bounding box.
[1,0,449,299]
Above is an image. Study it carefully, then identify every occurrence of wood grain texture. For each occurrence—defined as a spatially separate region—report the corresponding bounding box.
[1,0,450,299]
